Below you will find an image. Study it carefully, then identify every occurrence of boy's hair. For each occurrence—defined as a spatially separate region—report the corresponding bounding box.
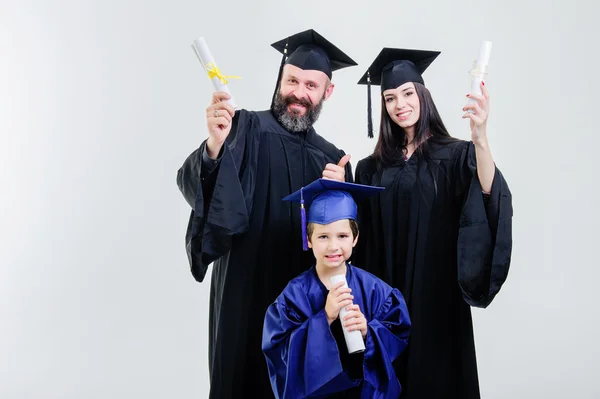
[307,219,359,242]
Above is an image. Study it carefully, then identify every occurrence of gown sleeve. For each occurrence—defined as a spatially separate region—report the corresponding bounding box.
[352,158,378,276]
[176,109,261,282]
[454,141,513,308]
[362,287,411,398]
[344,155,354,183]
[261,286,358,399]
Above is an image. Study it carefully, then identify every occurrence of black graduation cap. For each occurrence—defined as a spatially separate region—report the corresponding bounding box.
[270,29,358,106]
[357,48,441,138]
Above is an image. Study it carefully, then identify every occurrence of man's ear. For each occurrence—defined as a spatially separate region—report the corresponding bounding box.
[323,82,335,100]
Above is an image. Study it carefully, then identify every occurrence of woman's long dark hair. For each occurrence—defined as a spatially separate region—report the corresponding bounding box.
[372,82,457,165]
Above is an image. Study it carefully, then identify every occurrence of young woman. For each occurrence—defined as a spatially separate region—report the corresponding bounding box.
[353,48,513,399]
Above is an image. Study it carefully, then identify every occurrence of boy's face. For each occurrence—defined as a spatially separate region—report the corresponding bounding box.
[308,219,358,269]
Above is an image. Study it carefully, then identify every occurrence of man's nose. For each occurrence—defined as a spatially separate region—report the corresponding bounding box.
[292,85,308,99]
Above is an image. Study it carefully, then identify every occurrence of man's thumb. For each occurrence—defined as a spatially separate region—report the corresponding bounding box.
[338,154,351,167]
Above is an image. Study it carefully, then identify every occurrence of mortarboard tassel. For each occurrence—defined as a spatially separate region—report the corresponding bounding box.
[367,71,373,138]
[271,39,289,109]
[300,187,308,251]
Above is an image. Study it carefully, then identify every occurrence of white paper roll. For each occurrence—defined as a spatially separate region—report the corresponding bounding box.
[329,274,366,354]
[467,41,492,112]
[477,41,492,67]
[191,37,238,108]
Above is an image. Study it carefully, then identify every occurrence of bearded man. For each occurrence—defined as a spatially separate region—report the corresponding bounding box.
[176,29,356,399]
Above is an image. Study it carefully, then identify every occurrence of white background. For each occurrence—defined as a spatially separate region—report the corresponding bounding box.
[1,0,598,397]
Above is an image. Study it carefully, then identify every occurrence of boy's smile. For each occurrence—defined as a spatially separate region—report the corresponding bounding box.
[324,254,343,263]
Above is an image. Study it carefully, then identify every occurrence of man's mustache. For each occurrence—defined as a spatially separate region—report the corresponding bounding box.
[283,95,312,109]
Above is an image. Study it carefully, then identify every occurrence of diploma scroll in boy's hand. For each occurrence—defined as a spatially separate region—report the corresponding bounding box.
[343,304,368,339]
[328,275,367,353]
[325,280,354,325]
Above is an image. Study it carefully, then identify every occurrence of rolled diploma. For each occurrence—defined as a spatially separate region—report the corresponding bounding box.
[329,274,366,354]
[191,37,237,108]
[467,41,492,111]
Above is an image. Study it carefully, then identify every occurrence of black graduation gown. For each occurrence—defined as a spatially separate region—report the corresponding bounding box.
[176,108,353,399]
[353,139,513,399]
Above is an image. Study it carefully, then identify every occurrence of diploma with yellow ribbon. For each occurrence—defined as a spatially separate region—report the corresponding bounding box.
[192,37,240,108]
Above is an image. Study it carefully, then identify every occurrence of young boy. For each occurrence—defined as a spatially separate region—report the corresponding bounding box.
[261,178,412,399]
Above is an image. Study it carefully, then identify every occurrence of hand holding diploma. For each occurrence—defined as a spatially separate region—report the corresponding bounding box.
[462,81,490,145]
[328,275,366,354]
[462,42,495,193]
[205,92,235,159]
[463,41,492,145]
[325,280,354,325]
[192,36,241,158]
[342,304,367,339]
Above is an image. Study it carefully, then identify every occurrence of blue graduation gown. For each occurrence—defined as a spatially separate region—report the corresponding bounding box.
[262,264,411,398]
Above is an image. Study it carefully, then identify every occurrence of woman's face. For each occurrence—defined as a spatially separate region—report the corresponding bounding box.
[383,82,420,132]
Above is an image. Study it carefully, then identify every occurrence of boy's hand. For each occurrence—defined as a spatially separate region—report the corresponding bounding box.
[325,281,353,325]
[343,304,367,339]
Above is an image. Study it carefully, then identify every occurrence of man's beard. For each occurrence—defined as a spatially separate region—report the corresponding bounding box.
[272,91,325,133]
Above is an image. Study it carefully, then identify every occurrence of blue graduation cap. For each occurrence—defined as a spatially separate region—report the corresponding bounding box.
[283,178,384,251]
